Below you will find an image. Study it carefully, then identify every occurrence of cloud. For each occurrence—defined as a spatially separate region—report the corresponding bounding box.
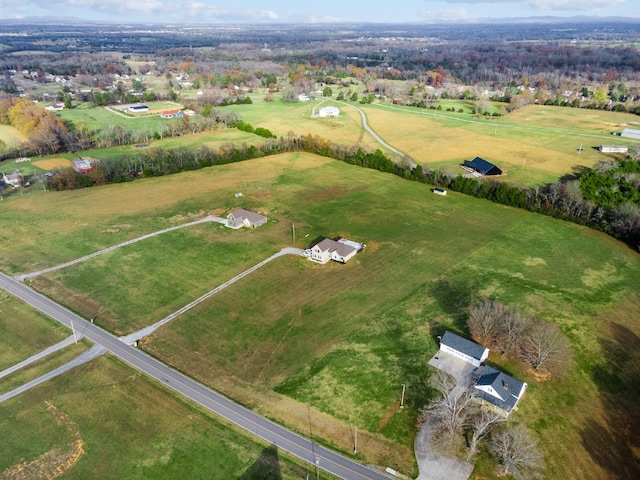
[20,0,279,22]
[425,0,626,12]
[419,8,477,23]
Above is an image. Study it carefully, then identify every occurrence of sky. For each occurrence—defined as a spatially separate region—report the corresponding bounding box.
[0,0,637,24]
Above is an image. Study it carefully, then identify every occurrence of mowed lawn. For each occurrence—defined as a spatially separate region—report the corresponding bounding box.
[0,355,311,480]
[0,292,71,370]
[2,153,639,477]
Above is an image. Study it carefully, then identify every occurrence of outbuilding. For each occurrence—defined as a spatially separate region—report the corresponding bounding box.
[462,157,503,176]
[599,145,628,153]
[439,331,489,368]
[318,106,340,117]
[621,128,640,140]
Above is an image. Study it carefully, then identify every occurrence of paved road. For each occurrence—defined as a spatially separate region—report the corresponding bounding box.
[0,335,81,380]
[0,272,391,480]
[17,215,227,281]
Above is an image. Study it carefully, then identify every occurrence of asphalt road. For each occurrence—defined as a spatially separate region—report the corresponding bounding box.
[0,272,391,480]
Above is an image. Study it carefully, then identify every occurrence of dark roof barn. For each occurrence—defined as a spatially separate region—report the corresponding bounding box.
[463,157,503,176]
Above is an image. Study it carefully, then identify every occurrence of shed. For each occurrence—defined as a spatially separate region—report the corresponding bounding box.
[439,331,489,368]
[463,157,503,176]
[599,145,628,153]
[72,158,93,173]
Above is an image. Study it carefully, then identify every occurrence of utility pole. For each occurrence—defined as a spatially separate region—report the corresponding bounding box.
[292,223,296,244]
[354,426,357,454]
[400,384,406,408]
[71,319,78,344]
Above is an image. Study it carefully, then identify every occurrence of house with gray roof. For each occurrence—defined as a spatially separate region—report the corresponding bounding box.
[439,331,489,368]
[2,170,24,188]
[310,238,358,264]
[227,208,267,229]
[473,366,527,416]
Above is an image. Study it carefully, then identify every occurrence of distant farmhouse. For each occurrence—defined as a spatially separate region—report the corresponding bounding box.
[161,109,184,119]
[227,208,267,229]
[318,106,339,117]
[309,238,364,264]
[620,128,640,140]
[599,145,628,154]
[436,331,527,417]
[2,170,24,188]
[72,158,94,173]
[462,157,503,176]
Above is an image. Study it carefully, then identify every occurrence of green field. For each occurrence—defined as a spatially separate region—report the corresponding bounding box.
[55,103,182,133]
[2,153,638,477]
[0,292,70,370]
[0,354,313,480]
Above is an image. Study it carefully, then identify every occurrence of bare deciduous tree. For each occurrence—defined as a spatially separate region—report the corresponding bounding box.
[468,299,508,345]
[466,407,507,460]
[491,426,545,480]
[420,372,473,451]
[521,321,571,374]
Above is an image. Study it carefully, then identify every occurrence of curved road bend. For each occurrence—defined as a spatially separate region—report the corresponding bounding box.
[336,100,409,161]
[0,273,391,480]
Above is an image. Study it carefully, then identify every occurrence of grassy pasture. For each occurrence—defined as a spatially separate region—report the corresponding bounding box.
[7,153,639,477]
[356,103,640,187]
[0,291,71,371]
[223,97,384,152]
[0,355,312,479]
[55,105,176,132]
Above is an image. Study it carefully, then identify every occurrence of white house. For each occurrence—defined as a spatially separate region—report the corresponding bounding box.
[439,331,489,368]
[318,106,339,117]
[2,170,24,188]
[227,208,267,229]
[473,366,527,416]
[310,238,358,264]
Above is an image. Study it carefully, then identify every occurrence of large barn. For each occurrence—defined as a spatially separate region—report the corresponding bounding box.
[463,157,503,176]
[620,128,640,140]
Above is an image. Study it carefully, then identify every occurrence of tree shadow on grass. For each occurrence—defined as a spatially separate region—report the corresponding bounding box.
[428,279,478,334]
[238,445,283,480]
[581,323,640,479]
